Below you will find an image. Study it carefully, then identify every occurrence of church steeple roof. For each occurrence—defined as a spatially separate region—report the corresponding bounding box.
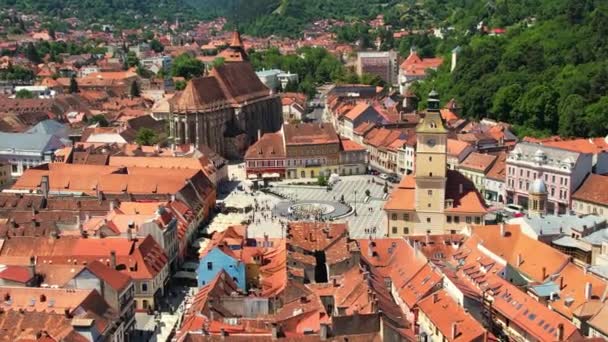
[229,30,244,49]
[417,90,447,133]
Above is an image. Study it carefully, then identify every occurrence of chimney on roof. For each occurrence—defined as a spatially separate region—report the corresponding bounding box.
[127,221,135,241]
[425,231,430,245]
[257,129,261,141]
[452,323,459,340]
[41,175,49,199]
[542,267,546,280]
[39,294,46,302]
[271,323,279,340]
[50,227,59,240]
[332,277,339,287]
[585,282,592,301]
[517,253,523,266]
[110,250,117,270]
[557,323,564,341]
[560,276,564,290]
[29,256,36,282]
[109,200,115,211]
[500,223,505,237]
[433,292,439,304]
[320,323,330,341]
[171,194,176,202]
[64,308,72,319]
[309,232,314,242]
[300,296,308,304]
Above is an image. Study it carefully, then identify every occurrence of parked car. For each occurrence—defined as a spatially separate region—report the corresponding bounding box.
[504,204,525,214]
[388,173,401,183]
[379,173,389,180]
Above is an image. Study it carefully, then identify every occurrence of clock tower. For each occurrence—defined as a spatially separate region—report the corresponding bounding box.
[414,90,448,233]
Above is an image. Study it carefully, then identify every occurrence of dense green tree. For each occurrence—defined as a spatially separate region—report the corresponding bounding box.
[491,84,522,122]
[25,43,41,64]
[211,57,225,69]
[175,80,187,91]
[135,127,158,146]
[89,114,109,127]
[171,53,204,79]
[15,89,34,99]
[149,39,164,53]
[0,66,34,81]
[135,128,158,146]
[515,85,558,132]
[284,80,299,92]
[69,76,79,93]
[584,97,608,137]
[558,94,586,138]
[125,51,139,68]
[130,81,141,97]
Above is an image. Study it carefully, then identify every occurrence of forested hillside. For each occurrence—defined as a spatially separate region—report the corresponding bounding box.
[411,0,608,138]
[0,0,212,27]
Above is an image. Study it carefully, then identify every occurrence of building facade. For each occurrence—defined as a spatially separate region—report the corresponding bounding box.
[505,142,593,214]
[356,51,399,86]
[168,62,282,159]
[284,123,340,179]
[384,91,486,236]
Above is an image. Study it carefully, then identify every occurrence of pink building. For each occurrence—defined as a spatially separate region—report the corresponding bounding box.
[505,142,593,214]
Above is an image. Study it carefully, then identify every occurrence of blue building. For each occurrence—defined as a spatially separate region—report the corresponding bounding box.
[196,247,245,290]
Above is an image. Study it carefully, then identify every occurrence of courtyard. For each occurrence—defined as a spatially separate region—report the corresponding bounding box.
[211,163,392,239]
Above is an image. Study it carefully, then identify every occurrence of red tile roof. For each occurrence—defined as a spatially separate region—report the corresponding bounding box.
[283,123,339,146]
[0,265,32,283]
[0,235,168,281]
[417,289,486,341]
[572,174,608,206]
[339,137,366,152]
[245,132,286,160]
[471,224,570,282]
[459,152,497,173]
[85,260,133,292]
[400,51,443,76]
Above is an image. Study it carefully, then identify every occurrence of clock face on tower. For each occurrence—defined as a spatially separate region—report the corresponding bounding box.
[427,138,436,147]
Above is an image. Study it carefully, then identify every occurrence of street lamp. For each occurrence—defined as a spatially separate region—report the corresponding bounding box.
[354,190,358,216]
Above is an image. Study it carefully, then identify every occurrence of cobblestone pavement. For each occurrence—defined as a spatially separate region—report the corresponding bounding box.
[210,167,391,238]
[271,175,390,238]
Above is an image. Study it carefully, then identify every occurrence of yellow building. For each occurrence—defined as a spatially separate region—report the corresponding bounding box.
[384,91,487,236]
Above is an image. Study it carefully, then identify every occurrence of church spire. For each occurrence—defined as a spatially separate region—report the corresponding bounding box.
[229,30,244,49]
[417,89,447,133]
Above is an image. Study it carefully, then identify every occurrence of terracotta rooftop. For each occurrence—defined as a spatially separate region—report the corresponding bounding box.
[287,222,348,254]
[485,152,507,181]
[417,289,486,341]
[385,171,486,214]
[471,224,570,282]
[339,137,366,152]
[0,235,168,281]
[446,139,471,157]
[400,51,443,76]
[451,235,581,341]
[283,123,339,146]
[572,174,608,206]
[0,286,116,340]
[550,262,608,319]
[244,132,286,160]
[459,152,497,173]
